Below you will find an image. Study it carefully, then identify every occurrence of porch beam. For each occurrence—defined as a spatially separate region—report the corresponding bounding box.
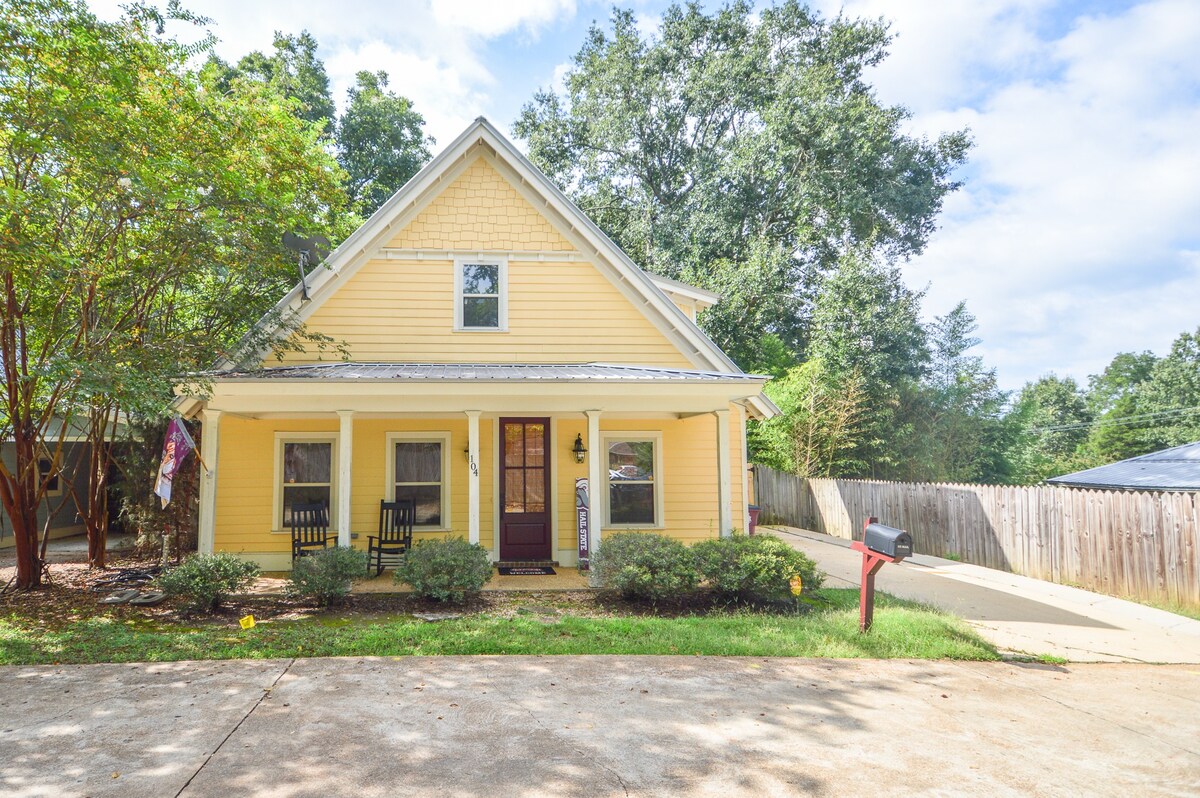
[337,411,353,547]
[197,409,221,555]
[715,408,732,537]
[466,410,481,545]
[586,410,602,553]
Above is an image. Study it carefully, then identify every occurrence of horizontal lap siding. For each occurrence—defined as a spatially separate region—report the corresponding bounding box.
[556,419,588,554]
[277,156,691,368]
[215,413,748,557]
[214,418,493,554]
[349,419,493,549]
[600,416,721,544]
[215,417,337,554]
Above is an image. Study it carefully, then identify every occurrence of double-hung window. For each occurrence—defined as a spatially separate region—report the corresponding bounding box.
[604,433,663,527]
[276,435,336,529]
[454,257,507,331]
[388,432,451,529]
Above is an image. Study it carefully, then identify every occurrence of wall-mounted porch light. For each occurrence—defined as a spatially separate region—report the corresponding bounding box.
[571,433,588,464]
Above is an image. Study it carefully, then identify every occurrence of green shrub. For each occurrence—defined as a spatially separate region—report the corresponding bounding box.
[394,538,492,602]
[288,547,370,606]
[590,532,700,601]
[158,553,261,613]
[693,533,825,603]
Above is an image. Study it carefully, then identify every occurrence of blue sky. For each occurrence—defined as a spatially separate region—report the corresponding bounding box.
[88,0,1200,390]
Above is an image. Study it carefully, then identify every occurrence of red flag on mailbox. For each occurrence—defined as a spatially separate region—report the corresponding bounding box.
[154,417,197,508]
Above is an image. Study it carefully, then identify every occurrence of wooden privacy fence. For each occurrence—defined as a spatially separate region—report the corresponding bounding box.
[753,466,1200,609]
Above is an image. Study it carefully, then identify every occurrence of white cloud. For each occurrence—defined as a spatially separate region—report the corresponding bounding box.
[816,0,1200,389]
[430,0,575,38]
[324,42,486,146]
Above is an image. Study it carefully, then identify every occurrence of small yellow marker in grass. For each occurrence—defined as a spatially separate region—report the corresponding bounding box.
[789,575,804,596]
[239,615,256,630]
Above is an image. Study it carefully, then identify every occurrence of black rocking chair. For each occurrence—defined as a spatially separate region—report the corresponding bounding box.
[290,502,332,561]
[369,499,415,575]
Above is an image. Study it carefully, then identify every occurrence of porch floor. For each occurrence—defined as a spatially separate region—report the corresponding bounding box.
[355,566,591,593]
[254,566,591,595]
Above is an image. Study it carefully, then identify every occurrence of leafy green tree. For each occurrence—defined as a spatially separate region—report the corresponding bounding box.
[800,253,928,476]
[205,36,434,219]
[1077,351,1159,464]
[1085,351,1157,417]
[897,303,1010,483]
[1004,375,1093,484]
[337,70,434,216]
[0,0,346,587]
[749,359,868,476]
[514,1,969,367]
[1136,328,1200,448]
[202,30,335,128]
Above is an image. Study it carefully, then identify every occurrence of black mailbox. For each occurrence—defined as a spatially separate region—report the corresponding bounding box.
[864,523,912,561]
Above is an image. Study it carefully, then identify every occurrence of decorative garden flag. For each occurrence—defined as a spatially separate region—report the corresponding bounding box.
[154,417,196,508]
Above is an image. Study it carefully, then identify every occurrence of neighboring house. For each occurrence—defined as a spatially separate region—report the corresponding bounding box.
[176,118,778,570]
[1047,441,1200,491]
[0,418,90,548]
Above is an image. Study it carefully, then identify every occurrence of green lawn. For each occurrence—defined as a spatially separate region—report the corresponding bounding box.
[0,589,999,665]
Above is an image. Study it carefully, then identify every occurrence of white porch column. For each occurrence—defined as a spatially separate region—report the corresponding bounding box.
[585,410,602,553]
[197,409,221,555]
[337,411,353,547]
[738,403,751,533]
[715,408,732,537]
[466,410,481,545]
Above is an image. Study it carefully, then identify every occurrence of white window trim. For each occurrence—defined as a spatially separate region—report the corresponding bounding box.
[386,431,453,532]
[601,431,665,530]
[453,256,508,332]
[273,433,338,533]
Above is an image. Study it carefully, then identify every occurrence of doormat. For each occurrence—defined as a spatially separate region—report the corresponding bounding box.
[498,566,556,576]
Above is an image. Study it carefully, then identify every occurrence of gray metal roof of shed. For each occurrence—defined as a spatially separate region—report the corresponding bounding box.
[1046,441,1200,491]
[211,362,768,383]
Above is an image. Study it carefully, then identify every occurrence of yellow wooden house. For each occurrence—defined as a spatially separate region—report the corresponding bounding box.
[177,118,777,570]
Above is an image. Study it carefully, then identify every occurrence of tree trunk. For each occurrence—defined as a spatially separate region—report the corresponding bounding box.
[84,442,110,569]
[1,429,44,590]
[83,406,117,569]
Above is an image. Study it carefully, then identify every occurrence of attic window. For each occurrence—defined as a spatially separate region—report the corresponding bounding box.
[454,257,507,331]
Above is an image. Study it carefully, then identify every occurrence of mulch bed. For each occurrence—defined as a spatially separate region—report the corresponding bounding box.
[1,557,797,630]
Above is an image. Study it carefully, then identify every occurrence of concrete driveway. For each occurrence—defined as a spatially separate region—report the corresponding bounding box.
[2,656,1198,797]
[767,526,1200,663]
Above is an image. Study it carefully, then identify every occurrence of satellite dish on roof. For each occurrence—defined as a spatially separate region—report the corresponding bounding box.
[282,232,331,302]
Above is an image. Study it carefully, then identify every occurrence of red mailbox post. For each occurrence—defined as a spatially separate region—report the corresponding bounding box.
[852,516,913,632]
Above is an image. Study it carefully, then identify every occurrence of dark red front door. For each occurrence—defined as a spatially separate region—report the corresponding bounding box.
[500,418,551,560]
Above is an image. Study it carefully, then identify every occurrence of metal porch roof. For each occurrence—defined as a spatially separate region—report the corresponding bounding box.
[210,362,769,383]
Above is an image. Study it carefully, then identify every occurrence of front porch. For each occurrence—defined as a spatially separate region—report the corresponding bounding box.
[190,363,762,570]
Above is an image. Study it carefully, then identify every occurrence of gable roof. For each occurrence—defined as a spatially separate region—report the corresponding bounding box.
[222,117,775,418]
[1047,441,1200,491]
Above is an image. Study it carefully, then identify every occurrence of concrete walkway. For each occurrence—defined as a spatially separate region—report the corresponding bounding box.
[767,526,1200,664]
[2,656,1197,797]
